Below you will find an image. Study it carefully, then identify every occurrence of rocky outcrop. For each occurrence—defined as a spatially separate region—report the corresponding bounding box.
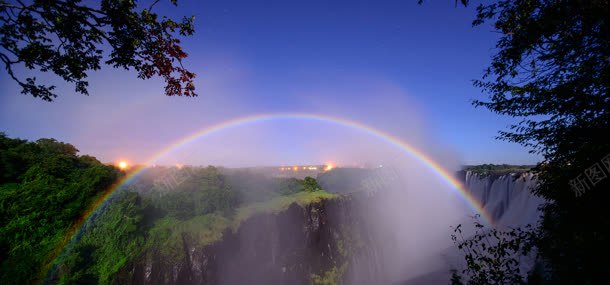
[123,196,388,285]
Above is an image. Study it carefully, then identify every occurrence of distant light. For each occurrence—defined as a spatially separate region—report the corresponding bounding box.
[118,161,128,170]
[379,164,383,168]
[324,163,334,171]
[293,166,298,171]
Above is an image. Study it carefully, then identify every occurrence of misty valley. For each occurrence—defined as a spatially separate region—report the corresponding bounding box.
[2,0,608,284]
[0,134,542,285]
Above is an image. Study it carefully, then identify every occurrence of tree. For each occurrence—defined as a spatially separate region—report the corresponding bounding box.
[0,134,121,284]
[419,0,610,283]
[0,0,196,101]
[469,0,610,284]
[55,190,146,285]
[450,218,538,285]
[303,176,322,192]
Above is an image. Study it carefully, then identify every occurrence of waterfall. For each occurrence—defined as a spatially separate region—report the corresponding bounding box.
[462,171,545,228]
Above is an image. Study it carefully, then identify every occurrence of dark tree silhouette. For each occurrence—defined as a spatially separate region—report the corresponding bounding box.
[0,0,196,101]
[449,0,610,284]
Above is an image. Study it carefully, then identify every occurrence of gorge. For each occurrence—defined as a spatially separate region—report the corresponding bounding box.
[114,168,543,285]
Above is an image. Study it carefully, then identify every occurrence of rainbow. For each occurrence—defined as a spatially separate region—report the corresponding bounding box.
[44,113,491,279]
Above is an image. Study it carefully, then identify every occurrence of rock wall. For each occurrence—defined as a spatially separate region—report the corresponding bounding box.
[123,196,388,285]
[458,171,545,227]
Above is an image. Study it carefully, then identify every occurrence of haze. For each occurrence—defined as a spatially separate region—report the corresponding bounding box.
[0,0,540,167]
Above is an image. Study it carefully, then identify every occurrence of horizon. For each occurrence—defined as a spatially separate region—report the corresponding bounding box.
[106,161,534,169]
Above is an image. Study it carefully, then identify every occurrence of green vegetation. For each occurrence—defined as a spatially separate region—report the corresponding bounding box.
[450,217,538,285]
[0,133,120,284]
[56,191,147,285]
[310,223,363,285]
[0,134,336,284]
[233,190,336,230]
[311,263,348,285]
[147,166,239,220]
[57,169,336,283]
[303,176,323,192]
[0,133,337,284]
[463,164,534,175]
[144,214,230,264]
[142,190,337,266]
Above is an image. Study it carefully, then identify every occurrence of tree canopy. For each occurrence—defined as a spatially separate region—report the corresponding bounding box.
[0,132,121,284]
[472,0,609,164]
[0,0,196,101]
[1,132,333,284]
[451,0,610,284]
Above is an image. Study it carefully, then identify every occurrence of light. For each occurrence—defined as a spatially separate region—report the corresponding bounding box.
[117,161,128,170]
[293,166,298,171]
[324,163,334,171]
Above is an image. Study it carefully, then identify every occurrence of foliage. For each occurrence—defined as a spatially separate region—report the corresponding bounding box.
[311,262,348,285]
[52,162,333,281]
[276,176,305,195]
[459,0,610,283]
[463,164,534,175]
[145,214,230,263]
[1,132,338,283]
[450,217,538,285]
[142,189,336,264]
[232,190,337,230]
[471,0,609,162]
[226,169,305,202]
[310,220,359,285]
[56,190,147,285]
[148,166,238,220]
[303,176,322,192]
[0,0,196,101]
[0,133,120,284]
[122,179,331,268]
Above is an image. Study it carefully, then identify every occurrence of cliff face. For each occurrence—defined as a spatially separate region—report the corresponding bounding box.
[118,171,545,285]
[398,171,547,285]
[123,196,387,285]
[458,171,545,227]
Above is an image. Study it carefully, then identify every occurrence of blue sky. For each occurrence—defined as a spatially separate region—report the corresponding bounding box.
[0,0,540,166]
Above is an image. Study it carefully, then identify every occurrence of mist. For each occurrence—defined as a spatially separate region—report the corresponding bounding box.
[1,52,481,281]
[137,79,476,282]
[0,1,565,284]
